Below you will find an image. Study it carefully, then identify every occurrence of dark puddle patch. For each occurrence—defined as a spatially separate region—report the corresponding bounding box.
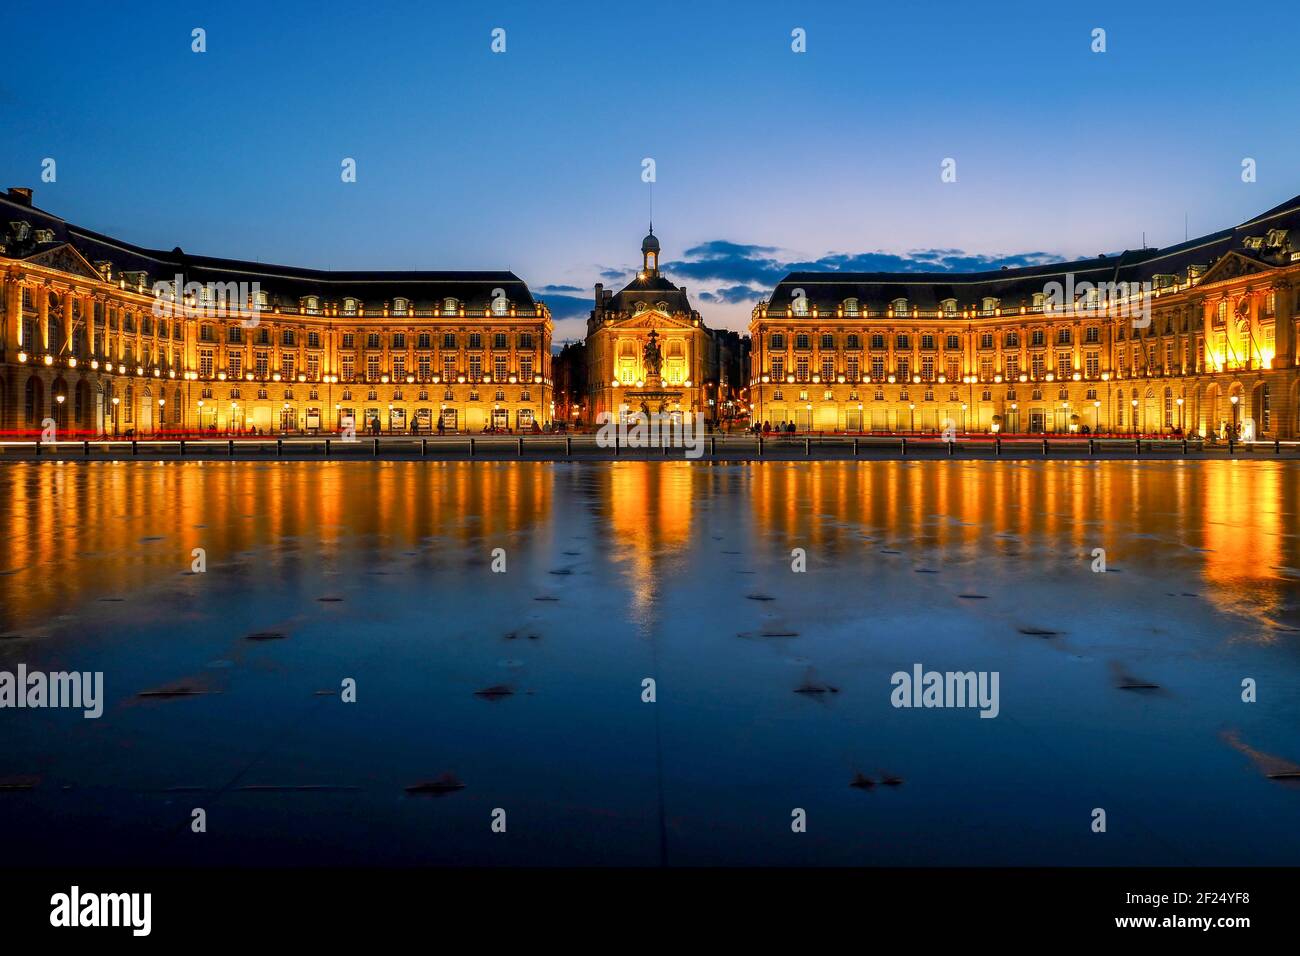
[1110,663,1160,690]
[317,596,344,603]
[405,773,465,796]
[1018,627,1059,638]
[137,684,212,699]
[957,594,988,600]
[139,536,164,543]
[245,631,288,642]
[795,673,839,695]
[879,774,904,787]
[913,568,939,574]
[473,684,515,700]
[722,550,742,555]
[1221,730,1300,782]
[561,551,581,556]
[738,630,800,639]
[313,689,337,696]
[0,632,28,641]
[0,775,40,791]
[879,549,902,555]
[548,568,573,576]
[746,594,776,602]
[97,597,125,603]
[533,596,559,602]
[850,773,875,790]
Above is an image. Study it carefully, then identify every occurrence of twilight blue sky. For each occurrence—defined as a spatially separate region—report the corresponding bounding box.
[4,0,1298,341]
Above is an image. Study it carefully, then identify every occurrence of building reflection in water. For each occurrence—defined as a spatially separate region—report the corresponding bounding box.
[0,460,1297,639]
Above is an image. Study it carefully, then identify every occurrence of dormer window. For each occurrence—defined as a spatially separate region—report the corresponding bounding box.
[443,297,458,315]
[843,297,859,315]
[891,298,908,316]
[393,297,409,316]
[33,228,54,243]
[634,302,647,313]
[791,296,809,316]
[301,296,320,314]
[95,261,113,281]
[491,295,508,316]
[341,297,359,315]
[1032,292,1046,310]
[254,290,269,309]
[982,297,1000,313]
[941,298,957,315]
[656,301,670,313]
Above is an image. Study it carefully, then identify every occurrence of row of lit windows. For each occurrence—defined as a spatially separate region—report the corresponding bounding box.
[766,328,1104,351]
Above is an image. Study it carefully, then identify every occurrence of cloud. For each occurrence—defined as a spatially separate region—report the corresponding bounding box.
[536,283,584,294]
[534,291,590,321]
[657,241,1065,308]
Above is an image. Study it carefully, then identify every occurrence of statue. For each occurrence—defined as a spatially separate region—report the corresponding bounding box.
[643,329,664,384]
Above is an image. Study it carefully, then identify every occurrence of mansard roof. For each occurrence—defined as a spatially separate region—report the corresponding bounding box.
[608,272,693,315]
[0,188,538,312]
[767,193,1300,315]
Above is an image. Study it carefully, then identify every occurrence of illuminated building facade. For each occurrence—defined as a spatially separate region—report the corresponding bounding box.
[751,194,1300,438]
[584,230,733,424]
[0,187,553,436]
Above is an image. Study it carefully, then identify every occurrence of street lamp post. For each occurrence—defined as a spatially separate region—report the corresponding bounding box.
[1093,399,1101,432]
[158,397,165,436]
[1131,398,1139,436]
[908,402,915,434]
[1177,396,1185,433]
[111,396,120,437]
[1230,393,1240,437]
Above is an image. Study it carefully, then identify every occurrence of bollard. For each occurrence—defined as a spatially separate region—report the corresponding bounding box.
[325,439,331,457]
[1276,439,1281,455]
[1182,438,1188,456]
[373,438,379,457]
[1042,437,1049,456]
[421,438,427,457]
[276,438,283,457]
[1087,438,1094,456]
[566,435,572,457]
[34,439,41,456]
[996,437,1003,457]
[228,440,235,457]
[1228,439,1234,455]
[852,438,859,457]
[805,437,811,456]
[179,439,185,457]
[84,440,91,457]
[947,440,954,457]
[710,436,716,456]
[518,437,524,457]
[757,436,764,458]
[469,437,476,457]
[132,440,138,456]
[900,437,907,456]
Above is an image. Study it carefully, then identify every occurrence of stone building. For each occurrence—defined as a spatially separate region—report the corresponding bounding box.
[0,187,552,436]
[751,194,1300,438]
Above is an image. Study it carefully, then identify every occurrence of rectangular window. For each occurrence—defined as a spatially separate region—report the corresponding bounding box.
[255,351,269,378]
[341,355,355,380]
[519,355,533,381]
[199,349,214,378]
[367,354,380,381]
[469,354,483,382]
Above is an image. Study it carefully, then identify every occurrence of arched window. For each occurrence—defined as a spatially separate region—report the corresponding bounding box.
[843,298,859,315]
[342,298,359,315]
[392,298,409,316]
[443,297,458,314]
[892,298,908,316]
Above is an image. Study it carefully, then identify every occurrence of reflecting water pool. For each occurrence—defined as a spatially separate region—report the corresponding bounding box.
[1,459,1298,865]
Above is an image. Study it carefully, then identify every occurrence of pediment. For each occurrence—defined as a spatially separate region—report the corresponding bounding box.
[24,242,105,282]
[1196,250,1276,287]
[611,310,695,330]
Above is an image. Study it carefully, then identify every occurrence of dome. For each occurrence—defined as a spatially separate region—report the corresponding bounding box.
[641,230,660,254]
